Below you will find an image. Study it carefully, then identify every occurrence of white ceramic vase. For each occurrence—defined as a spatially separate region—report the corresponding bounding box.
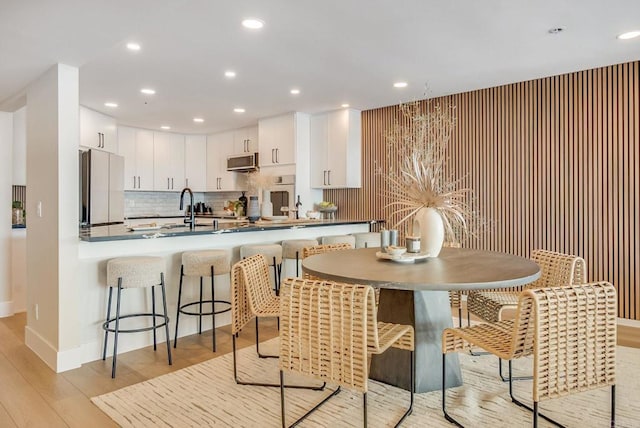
[412,207,445,256]
[261,190,273,217]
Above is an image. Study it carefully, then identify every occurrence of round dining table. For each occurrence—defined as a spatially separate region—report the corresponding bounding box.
[302,246,541,393]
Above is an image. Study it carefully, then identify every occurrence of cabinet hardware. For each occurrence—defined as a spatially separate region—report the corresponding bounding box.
[171,177,174,189]
[167,178,170,189]
[271,148,275,163]
[327,170,331,186]
[323,170,327,185]
[133,176,137,189]
[276,148,279,163]
[137,176,140,189]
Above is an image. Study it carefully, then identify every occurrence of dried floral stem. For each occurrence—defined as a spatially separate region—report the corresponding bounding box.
[378,99,477,243]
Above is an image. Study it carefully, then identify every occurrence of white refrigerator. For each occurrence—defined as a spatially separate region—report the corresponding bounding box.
[80,150,124,226]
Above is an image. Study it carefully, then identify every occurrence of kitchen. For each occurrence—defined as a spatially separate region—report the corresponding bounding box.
[0,4,640,425]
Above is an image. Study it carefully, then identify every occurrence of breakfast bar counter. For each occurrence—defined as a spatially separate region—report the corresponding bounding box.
[75,219,376,367]
[80,219,378,242]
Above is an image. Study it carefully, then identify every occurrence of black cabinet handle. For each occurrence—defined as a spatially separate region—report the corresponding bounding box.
[328,170,331,186]
[171,177,174,189]
[133,176,136,189]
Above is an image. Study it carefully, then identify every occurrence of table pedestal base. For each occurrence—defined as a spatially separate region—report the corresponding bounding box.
[370,289,463,393]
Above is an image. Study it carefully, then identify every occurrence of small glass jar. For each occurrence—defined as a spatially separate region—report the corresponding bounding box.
[406,236,421,253]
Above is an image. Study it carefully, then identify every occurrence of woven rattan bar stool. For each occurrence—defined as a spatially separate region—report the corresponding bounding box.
[240,243,283,294]
[279,277,415,427]
[321,234,356,247]
[442,282,616,427]
[281,238,318,277]
[102,256,172,378]
[351,232,381,249]
[173,250,231,352]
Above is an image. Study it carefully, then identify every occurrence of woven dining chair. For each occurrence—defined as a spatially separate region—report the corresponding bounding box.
[301,242,353,280]
[230,254,324,390]
[442,282,616,428]
[466,249,586,381]
[279,277,415,427]
[442,242,465,328]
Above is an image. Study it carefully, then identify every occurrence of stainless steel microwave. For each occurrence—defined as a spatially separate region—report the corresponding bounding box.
[226,153,259,171]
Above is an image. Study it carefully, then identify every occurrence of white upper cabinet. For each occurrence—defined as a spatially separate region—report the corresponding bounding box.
[153,132,185,192]
[258,113,297,166]
[118,126,154,191]
[310,109,362,189]
[184,135,207,191]
[233,126,258,154]
[206,131,237,191]
[80,106,118,153]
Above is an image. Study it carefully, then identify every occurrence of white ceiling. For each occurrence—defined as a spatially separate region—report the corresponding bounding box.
[1,0,639,134]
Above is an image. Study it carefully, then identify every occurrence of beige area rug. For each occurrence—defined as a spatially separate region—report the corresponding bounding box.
[92,339,639,427]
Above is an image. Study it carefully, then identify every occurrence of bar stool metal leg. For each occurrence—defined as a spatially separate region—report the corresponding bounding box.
[111,280,123,379]
[198,278,204,334]
[173,266,184,348]
[160,273,172,365]
[210,265,217,352]
[152,286,157,350]
[102,286,113,361]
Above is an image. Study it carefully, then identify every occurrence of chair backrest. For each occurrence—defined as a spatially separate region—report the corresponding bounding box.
[230,254,275,335]
[525,282,617,402]
[279,277,377,393]
[301,242,353,258]
[528,249,586,289]
[301,243,354,279]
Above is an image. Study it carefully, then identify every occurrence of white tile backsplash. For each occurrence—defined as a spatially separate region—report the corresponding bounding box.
[124,191,247,217]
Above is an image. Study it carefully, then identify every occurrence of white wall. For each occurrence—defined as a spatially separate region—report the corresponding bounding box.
[12,107,26,185]
[0,112,13,317]
[25,64,80,372]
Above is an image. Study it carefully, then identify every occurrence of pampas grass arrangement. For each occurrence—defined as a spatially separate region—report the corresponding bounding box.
[379,100,475,242]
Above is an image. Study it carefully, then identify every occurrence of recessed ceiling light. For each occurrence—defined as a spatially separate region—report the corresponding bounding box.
[393,82,408,88]
[193,117,204,123]
[242,18,264,29]
[140,88,156,95]
[160,125,171,130]
[126,42,141,51]
[104,102,118,108]
[290,89,300,95]
[618,30,640,40]
[225,70,236,78]
[341,103,350,108]
[234,108,246,113]
[548,27,565,34]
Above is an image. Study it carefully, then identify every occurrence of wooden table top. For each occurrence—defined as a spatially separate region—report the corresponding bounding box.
[301,247,541,291]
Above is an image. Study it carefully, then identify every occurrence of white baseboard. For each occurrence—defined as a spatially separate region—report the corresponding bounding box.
[25,326,82,373]
[0,300,14,318]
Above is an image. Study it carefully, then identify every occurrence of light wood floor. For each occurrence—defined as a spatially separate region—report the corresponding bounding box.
[0,307,637,427]
[0,312,280,427]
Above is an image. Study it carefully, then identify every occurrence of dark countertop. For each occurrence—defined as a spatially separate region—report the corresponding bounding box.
[79,219,381,242]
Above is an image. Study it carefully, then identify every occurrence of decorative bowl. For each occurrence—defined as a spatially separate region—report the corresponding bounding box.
[306,211,320,219]
[385,246,407,256]
[318,206,338,213]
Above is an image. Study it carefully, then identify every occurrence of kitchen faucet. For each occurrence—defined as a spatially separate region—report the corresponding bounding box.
[179,187,195,230]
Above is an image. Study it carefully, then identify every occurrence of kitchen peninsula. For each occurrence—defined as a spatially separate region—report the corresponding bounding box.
[77,219,376,365]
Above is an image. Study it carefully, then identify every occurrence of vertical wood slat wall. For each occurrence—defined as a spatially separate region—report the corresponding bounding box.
[326,60,639,320]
